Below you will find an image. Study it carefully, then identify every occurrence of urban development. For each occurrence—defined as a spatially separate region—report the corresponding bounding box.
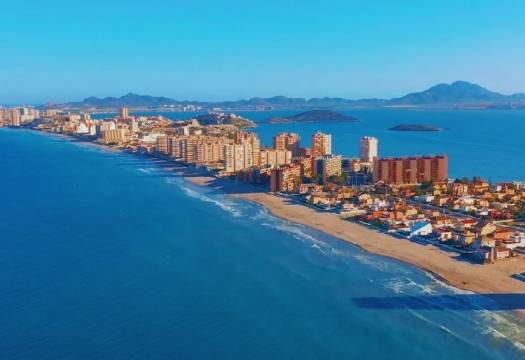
[2,106,525,269]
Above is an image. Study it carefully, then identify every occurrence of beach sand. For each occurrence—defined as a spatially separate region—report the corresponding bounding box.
[186,175,525,302]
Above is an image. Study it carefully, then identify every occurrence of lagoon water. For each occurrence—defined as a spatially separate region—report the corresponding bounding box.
[1,121,525,359]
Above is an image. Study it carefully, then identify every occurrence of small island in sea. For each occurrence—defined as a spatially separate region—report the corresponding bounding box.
[389,124,443,132]
[266,110,358,124]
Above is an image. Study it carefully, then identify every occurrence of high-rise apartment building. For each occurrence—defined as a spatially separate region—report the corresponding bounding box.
[101,128,129,144]
[119,107,129,119]
[359,136,378,163]
[8,109,21,127]
[311,131,331,157]
[273,132,300,155]
[260,149,293,167]
[373,155,448,185]
[270,163,302,193]
[313,155,342,185]
[224,143,257,173]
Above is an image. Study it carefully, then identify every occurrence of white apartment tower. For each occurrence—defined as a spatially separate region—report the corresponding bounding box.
[359,136,378,163]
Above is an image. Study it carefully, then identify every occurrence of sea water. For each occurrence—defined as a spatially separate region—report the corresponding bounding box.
[0,128,524,359]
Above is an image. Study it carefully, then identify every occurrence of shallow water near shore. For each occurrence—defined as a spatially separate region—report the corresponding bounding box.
[1,128,525,359]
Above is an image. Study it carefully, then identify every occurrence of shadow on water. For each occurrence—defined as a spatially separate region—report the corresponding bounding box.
[353,293,525,311]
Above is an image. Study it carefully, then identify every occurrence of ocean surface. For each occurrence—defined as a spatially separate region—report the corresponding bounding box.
[1,126,525,359]
[94,108,525,182]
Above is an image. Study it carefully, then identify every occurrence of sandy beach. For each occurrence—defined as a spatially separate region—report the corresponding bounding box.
[186,175,525,303]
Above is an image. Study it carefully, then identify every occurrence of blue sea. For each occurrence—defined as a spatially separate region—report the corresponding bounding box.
[1,109,525,359]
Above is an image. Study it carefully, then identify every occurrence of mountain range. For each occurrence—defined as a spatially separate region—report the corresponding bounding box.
[63,81,525,110]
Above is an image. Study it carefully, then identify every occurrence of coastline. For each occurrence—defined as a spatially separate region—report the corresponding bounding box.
[184,175,525,309]
[12,128,525,313]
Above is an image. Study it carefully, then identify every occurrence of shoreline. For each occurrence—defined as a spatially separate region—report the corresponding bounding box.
[184,175,525,312]
[12,128,525,314]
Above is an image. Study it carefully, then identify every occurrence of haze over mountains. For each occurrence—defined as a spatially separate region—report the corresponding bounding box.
[64,81,525,110]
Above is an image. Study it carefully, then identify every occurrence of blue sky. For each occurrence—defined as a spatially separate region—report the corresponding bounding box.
[1,0,525,104]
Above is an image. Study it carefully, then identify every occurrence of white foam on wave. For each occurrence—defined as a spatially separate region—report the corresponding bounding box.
[421,271,525,353]
[137,167,156,174]
[165,177,243,218]
[408,309,471,343]
[422,271,472,295]
[259,220,335,255]
[478,311,525,352]
[381,276,437,295]
[351,253,408,274]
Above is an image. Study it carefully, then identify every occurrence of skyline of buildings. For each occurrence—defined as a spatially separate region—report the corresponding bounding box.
[2,105,524,267]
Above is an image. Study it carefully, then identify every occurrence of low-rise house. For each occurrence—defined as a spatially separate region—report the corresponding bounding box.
[434,228,453,241]
[474,220,497,237]
[454,230,476,246]
[475,245,512,263]
[339,203,367,218]
[493,229,513,242]
[431,215,453,228]
[409,221,433,238]
[433,196,451,207]
[503,232,525,249]
[450,182,469,196]
[453,218,477,231]
[414,194,435,203]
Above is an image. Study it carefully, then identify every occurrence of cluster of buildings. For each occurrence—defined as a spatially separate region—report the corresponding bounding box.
[4,105,524,264]
[0,107,40,127]
[336,179,525,263]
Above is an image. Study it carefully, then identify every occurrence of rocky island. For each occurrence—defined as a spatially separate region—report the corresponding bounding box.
[266,110,358,124]
[389,124,443,132]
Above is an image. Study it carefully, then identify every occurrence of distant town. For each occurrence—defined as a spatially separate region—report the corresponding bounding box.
[2,105,525,266]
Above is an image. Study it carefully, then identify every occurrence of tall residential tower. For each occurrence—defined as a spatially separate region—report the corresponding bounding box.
[360,136,378,163]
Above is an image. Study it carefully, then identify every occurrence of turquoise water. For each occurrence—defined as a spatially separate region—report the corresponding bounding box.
[1,128,525,359]
[96,108,525,181]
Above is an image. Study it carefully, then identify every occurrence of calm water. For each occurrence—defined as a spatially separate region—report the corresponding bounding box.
[1,127,525,359]
[95,108,525,182]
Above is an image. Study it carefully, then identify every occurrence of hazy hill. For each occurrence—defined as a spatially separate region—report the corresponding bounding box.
[62,81,525,109]
[267,110,359,124]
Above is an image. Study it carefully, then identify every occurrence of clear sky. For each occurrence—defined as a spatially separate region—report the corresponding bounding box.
[1,0,525,104]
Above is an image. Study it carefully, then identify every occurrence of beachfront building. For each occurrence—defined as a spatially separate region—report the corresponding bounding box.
[96,120,117,136]
[5,108,21,127]
[224,136,261,174]
[373,155,448,185]
[408,221,433,238]
[359,136,378,164]
[314,155,342,184]
[311,131,331,157]
[234,132,261,167]
[101,128,130,144]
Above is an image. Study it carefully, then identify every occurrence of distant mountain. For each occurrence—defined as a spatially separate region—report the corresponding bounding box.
[390,81,507,105]
[266,110,359,124]
[61,81,525,110]
[67,93,200,108]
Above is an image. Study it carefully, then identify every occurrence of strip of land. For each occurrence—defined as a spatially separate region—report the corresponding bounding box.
[20,129,525,314]
[186,175,525,300]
